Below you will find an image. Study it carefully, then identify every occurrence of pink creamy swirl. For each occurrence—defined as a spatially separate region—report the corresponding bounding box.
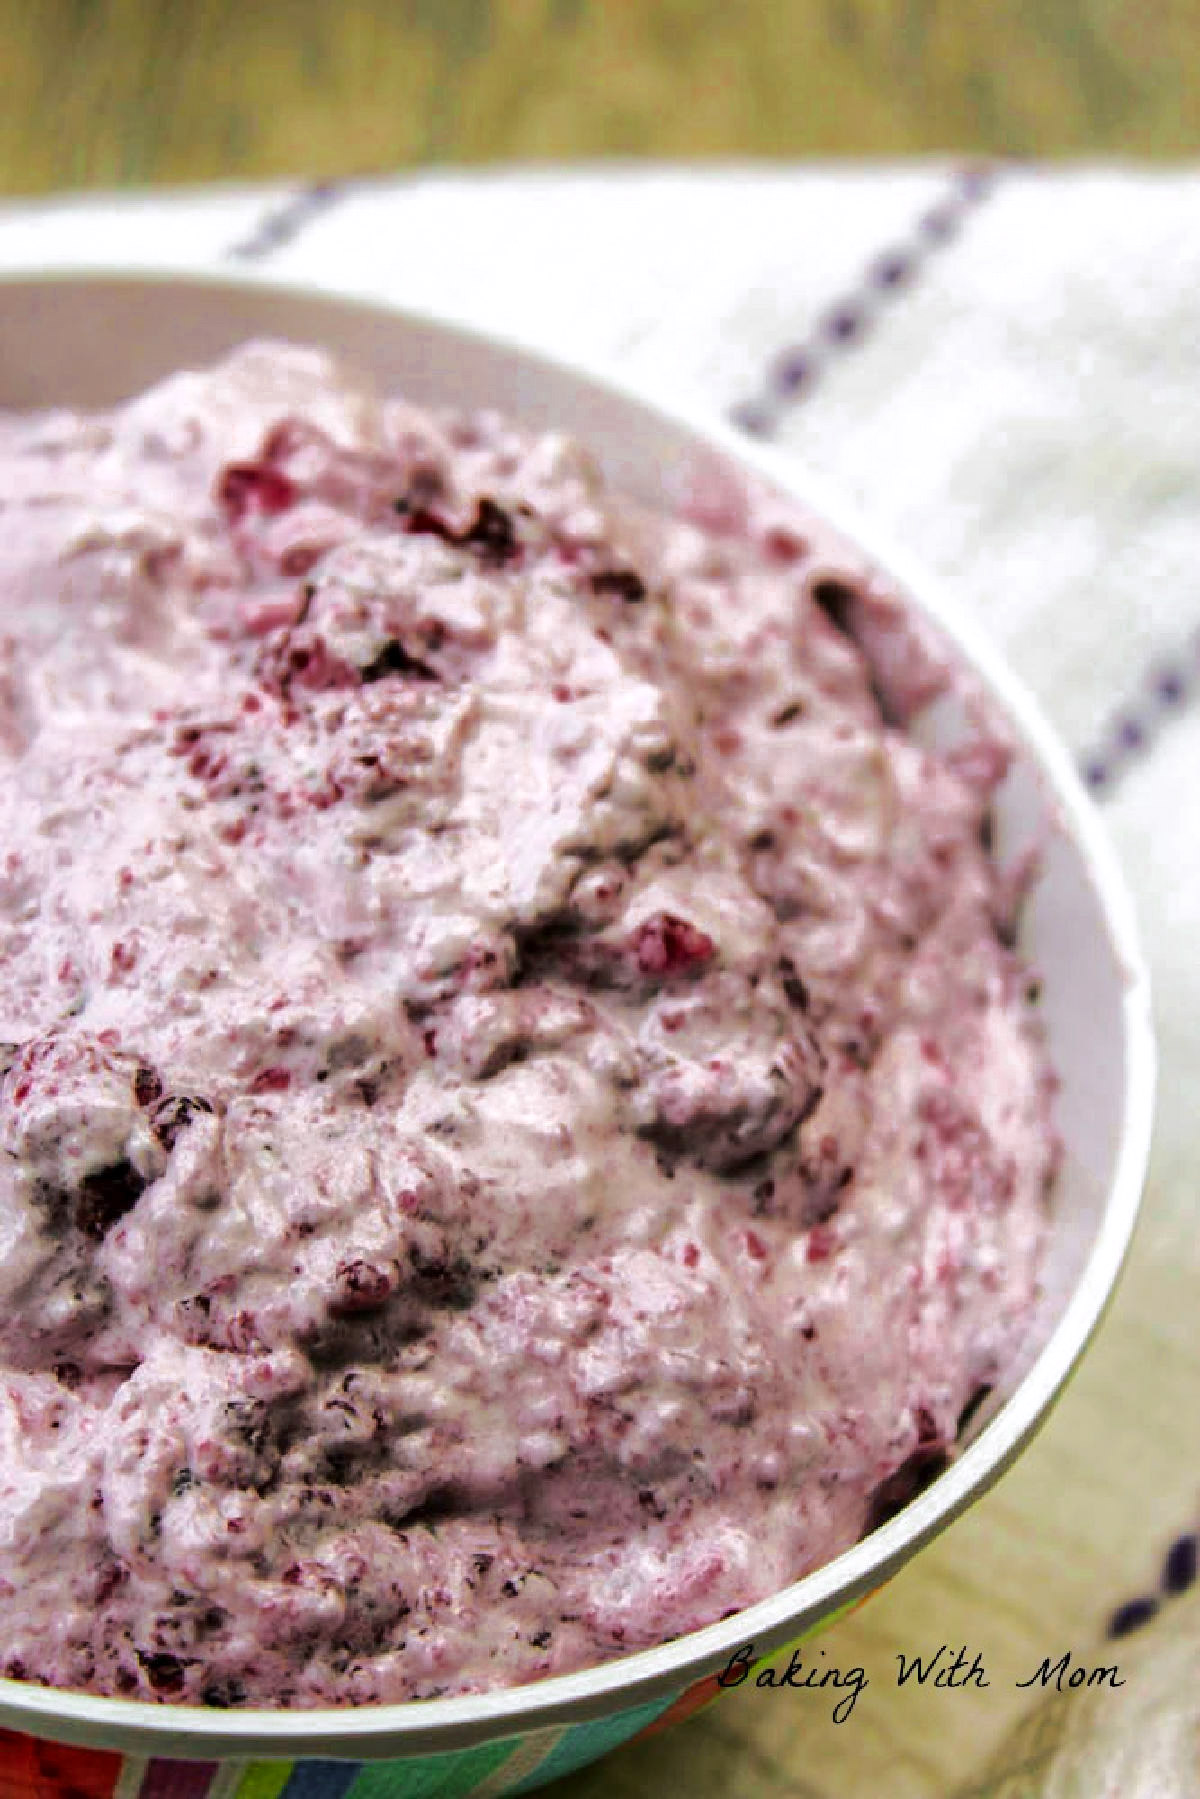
[0,345,1056,1707]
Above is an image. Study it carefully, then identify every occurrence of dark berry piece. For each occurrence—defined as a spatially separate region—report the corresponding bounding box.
[275,635,358,695]
[590,569,647,603]
[201,1677,247,1708]
[463,498,518,563]
[914,1405,941,1447]
[630,912,715,979]
[138,1650,188,1694]
[359,638,438,684]
[332,1259,396,1313]
[780,961,809,1011]
[223,1399,269,1452]
[95,1561,127,1604]
[218,465,295,521]
[810,577,857,636]
[806,1222,836,1263]
[75,1159,148,1239]
[151,1093,214,1152]
[398,495,518,566]
[402,503,452,540]
[250,1065,291,1095]
[409,1247,477,1310]
[763,525,809,561]
[133,1065,163,1108]
[865,1441,949,1532]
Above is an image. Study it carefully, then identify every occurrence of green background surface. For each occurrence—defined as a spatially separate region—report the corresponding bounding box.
[2,0,1197,195]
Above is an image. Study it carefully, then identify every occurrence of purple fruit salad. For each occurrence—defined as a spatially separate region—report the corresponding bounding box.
[0,344,1056,1707]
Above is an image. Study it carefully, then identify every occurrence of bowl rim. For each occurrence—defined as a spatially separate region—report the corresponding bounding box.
[0,266,1157,1757]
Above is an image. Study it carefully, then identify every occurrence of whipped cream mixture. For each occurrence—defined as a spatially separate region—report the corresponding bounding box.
[0,345,1056,1707]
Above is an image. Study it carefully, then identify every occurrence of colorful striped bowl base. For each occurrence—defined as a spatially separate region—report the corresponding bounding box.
[0,1594,880,1799]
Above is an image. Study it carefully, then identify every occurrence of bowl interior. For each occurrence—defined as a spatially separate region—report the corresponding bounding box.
[0,274,1154,1759]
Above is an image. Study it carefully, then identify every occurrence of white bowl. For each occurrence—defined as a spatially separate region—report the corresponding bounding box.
[0,273,1155,1786]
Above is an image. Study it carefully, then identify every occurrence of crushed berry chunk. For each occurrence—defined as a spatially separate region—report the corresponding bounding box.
[133,1064,163,1108]
[397,495,518,565]
[864,1440,949,1532]
[630,912,715,979]
[202,1677,247,1708]
[332,1259,396,1313]
[359,638,438,684]
[780,961,809,1011]
[809,577,857,635]
[463,498,517,562]
[218,465,295,522]
[74,1160,148,1239]
[137,1650,188,1694]
[250,1066,291,1095]
[409,1247,477,1311]
[590,568,646,603]
[151,1093,214,1151]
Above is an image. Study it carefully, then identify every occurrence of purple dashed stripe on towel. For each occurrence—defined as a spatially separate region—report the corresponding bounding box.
[1162,1530,1199,1596]
[227,181,348,261]
[1105,1525,1199,1640]
[723,161,1200,796]
[728,161,1001,438]
[1081,648,1197,794]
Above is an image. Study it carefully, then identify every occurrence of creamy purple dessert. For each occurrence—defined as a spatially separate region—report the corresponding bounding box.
[0,344,1056,1708]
